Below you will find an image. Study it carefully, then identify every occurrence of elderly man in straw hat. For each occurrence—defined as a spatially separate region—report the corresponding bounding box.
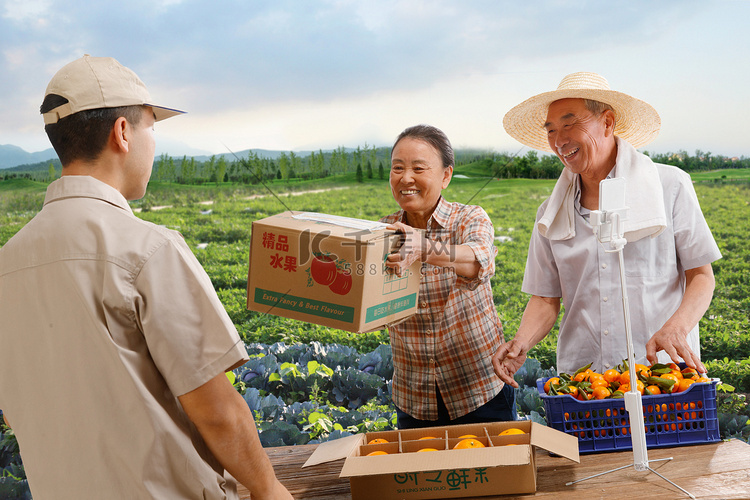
[492,72,721,385]
[0,55,292,499]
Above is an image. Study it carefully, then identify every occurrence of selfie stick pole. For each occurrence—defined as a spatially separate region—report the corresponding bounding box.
[566,179,695,499]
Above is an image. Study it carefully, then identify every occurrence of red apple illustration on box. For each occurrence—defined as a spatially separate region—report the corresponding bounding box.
[307,253,352,295]
[310,255,337,285]
[329,269,352,295]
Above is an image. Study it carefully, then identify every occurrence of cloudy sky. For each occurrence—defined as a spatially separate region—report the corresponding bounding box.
[1,0,748,158]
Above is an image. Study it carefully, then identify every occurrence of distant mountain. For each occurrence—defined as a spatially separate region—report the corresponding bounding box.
[0,144,364,170]
[0,144,57,169]
[186,148,358,163]
[186,149,303,163]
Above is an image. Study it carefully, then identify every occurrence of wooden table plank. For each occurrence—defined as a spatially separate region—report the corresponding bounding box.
[238,439,750,500]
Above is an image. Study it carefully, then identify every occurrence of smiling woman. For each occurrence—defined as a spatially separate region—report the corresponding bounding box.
[389,136,452,229]
[379,124,516,430]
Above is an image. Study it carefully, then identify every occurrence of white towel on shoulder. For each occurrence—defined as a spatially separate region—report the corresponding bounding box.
[538,136,667,242]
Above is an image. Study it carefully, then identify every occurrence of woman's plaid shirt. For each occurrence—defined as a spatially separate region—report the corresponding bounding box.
[381,197,505,420]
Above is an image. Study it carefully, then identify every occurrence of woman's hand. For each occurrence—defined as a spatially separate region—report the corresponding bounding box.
[492,338,530,388]
[385,222,426,276]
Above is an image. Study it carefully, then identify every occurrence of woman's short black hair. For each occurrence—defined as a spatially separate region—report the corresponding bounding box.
[392,124,454,169]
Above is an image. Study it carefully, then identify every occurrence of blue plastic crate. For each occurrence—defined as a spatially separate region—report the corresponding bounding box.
[537,377,720,453]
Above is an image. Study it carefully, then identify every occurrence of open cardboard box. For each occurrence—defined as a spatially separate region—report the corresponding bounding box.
[303,420,579,499]
[247,211,421,333]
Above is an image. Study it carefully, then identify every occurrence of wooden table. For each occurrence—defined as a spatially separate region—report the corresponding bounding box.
[238,439,750,500]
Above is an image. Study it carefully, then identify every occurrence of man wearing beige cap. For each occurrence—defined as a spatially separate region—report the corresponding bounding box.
[492,72,721,384]
[0,55,292,499]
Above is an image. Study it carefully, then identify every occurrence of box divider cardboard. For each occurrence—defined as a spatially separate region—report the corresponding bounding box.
[448,436,490,449]
[491,434,529,446]
[482,426,493,446]
[364,430,399,444]
[402,438,444,453]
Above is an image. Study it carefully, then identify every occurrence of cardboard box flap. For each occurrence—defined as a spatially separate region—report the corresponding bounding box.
[260,211,389,241]
[529,422,580,462]
[291,212,389,232]
[340,446,531,478]
[303,434,364,468]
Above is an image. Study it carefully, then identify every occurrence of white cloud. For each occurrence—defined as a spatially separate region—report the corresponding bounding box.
[2,0,51,21]
[1,0,749,157]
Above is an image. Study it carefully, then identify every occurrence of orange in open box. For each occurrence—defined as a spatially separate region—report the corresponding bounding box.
[303,420,579,499]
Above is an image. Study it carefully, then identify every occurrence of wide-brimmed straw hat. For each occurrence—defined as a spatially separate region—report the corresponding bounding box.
[43,54,184,125]
[502,72,660,152]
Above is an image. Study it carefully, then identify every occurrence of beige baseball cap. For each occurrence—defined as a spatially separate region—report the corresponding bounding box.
[42,54,185,125]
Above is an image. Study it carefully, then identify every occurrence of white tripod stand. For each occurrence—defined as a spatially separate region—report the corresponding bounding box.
[565,178,695,499]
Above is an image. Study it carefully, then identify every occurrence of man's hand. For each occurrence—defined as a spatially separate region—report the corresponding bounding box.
[492,295,560,388]
[385,222,426,276]
[492,338,530,388]
[645,264,714,375]
[179,373,294,500]
[646,325,706,374]
[258,480,296,500]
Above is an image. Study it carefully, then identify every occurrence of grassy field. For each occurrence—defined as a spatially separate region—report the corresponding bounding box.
[3,169,746,368]
[690,168,750,181]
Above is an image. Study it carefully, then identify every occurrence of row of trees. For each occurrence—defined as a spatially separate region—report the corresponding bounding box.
[3,147,748,185]
[645,149,745,172]
[474,149,750,181]
[150,143,391,185]
[481,151,565,179]
[149,145,563,185]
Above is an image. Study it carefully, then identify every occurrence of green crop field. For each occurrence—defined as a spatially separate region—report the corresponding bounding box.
[689,168,750,181]
[134,176,562,355]
[134,176,750,369]
[2,172,746,370]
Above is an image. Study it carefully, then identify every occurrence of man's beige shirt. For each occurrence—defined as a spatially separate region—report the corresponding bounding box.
[0,176,249,499]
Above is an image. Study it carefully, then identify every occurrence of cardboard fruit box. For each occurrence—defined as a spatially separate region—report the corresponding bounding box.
[247,211,421,333]
[302,420,579,499]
